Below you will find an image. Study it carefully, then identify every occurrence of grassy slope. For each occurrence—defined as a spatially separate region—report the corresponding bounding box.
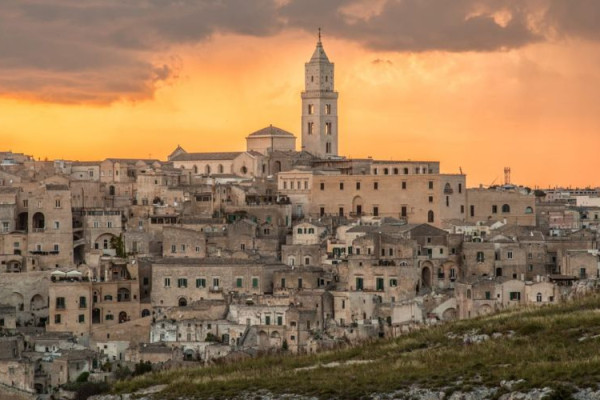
[114,295,600,399]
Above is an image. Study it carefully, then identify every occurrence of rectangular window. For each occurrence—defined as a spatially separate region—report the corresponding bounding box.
[339,182,344,190]
[507,251,513,259]
[54,221,60,229]
[79,296,86,308]
[78,314,85,323]
[93,221,99,228]
[339,207,344,217]
[461,205,465,214]
[389,279,398,287]
[325,104,331,114]
[320,182,325,191]
[325,122,332,134]
[177,278,187,288]
[107,221,113,228]
[401,206,407,217]
[181,244,186,252]
[2,222,9,232]
[171,245,176,253]
[252,277,259,288]
[356,182,361,190]
[428,181,433,189]
[458,183,462,193]
[402,182,407,189]
[476,252,485,262]
[374,182,379,190]
[236,277,243,288]
[307,122,313,134]
[56,297,66,309]
[509,292,521,301]
[265,315,271,325]
[308,104,314,114]
[428,196,433,203]
[164,278,171,287]
[492,205,498,214]
[470,205,475,217]
[212,278,220,288]
[55,314,61,324]
[485,291,491,300]
[281,278,286,288]
[373,206,379,216]
[196,278,206,288]
[23,200,28,208]
[277,316,283,326]
[55,199,61,208]
[53,244,59,252]
[356,277,364,290]
[376,277,384,291]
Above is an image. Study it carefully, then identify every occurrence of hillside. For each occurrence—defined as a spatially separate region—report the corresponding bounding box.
[110,295,600,399]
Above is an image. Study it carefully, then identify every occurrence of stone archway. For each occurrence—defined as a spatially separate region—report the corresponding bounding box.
[258,330,269,350]
[442,308,457,321]
[352,196,364,215]
[421,264,432,289]
[30,294,45,311]
[270,331,282,348]
[478,305,492,316]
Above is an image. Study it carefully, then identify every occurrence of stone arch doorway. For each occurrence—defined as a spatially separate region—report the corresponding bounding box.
[178,297,188,307]
[118,311,128,323]
[421,265,432,289]
[258,330,269,350]
[442,308,457,321]
[30,294,45,311]
[352,196,364,215]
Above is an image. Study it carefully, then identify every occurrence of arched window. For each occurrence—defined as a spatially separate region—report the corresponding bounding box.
[193,165,198,174]
[288,256,295,266]
[467,289,472,299]
[393,168,398,175]
[525,206,533,214]
[536,293,542,302]
[304,257,311,265]
[502,204,511,213]
[443,183,453,194]
[383,168,389,175]
[218,164,224,174]
[427,210,434,223]
[109,185,115,196]
[205,165,211,175]
[241,166,248,174]
[32,212,45,230]
[178,297,187,307]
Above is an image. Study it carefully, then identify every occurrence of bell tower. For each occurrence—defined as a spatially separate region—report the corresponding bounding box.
[301,30,339,158]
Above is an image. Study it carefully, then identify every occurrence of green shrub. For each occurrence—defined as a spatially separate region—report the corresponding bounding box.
[75,371,89,383]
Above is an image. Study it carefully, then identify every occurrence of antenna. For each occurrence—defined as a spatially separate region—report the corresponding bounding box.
[504,167,511,185]
[318,27,321,43]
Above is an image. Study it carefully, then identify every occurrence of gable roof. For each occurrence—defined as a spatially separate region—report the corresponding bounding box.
[247,125,295,138]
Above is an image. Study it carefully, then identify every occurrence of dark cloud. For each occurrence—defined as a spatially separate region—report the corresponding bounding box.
[1,0,599,104]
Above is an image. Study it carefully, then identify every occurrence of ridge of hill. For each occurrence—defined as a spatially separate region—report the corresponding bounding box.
[107,295,600,399]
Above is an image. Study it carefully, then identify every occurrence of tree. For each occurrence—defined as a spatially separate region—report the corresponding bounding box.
[110,235,126,258]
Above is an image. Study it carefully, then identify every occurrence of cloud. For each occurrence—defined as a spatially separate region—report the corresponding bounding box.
[1,0,600,104]
[0,0,282,104]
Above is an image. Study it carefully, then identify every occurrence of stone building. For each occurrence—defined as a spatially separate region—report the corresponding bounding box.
[466,188,536,226]
[151,258,287,309]
[278,169,466,228]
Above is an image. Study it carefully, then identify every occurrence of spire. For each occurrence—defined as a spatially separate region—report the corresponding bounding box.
[310,28,330,63]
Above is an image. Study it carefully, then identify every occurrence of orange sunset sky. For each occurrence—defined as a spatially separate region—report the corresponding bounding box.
[0,0,599,188]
